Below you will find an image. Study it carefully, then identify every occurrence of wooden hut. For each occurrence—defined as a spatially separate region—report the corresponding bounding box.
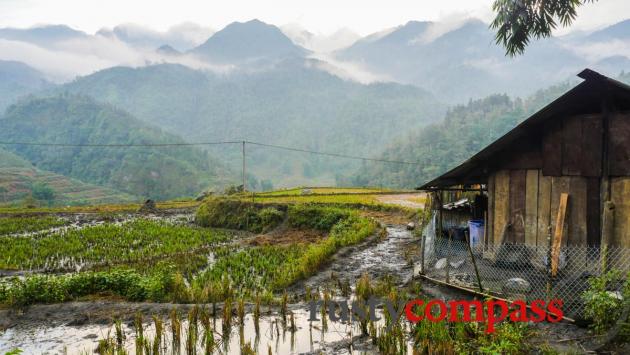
[419,69,630,249]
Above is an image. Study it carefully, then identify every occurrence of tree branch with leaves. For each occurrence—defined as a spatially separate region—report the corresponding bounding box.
[491,0,598,56]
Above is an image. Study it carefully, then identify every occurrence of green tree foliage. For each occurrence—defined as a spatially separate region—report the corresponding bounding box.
[30,182,55,202]
[0,95,230,200]
[492,0,597,55]
[59,63,445,187]
[349,82,575,188]
[260,179,274,191]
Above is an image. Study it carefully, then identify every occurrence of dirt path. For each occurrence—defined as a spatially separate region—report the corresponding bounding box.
[291,226,416,296]
[375,192,426,209]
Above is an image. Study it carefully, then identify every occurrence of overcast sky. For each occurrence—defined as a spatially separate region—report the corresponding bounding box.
[0,0,628,35]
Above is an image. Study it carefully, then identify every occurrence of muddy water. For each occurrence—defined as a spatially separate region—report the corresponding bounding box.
[4,213,195,239]
[0,213,196,277]
[295,226,416,294]
[0,308,383,355]
[0,225,417,354]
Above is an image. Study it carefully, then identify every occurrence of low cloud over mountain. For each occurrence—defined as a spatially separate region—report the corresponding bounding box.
[0,17,629,101]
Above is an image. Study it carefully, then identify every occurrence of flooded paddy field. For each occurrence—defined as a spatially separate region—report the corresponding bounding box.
[1,302,389,354]
[0,204,417,354]
[0,195,612,354]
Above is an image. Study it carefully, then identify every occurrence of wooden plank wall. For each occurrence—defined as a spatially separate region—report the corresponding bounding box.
[611,178,630,248]
[489,169,591,247]
[509,170,527,243]
[486,173,495,246]
[493,170,510,245]
[537,174,552,246]
[525,170,539,246]
[609,113,630,176]
[542,114,603,178]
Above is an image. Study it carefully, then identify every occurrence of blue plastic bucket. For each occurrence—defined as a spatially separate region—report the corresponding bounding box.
[467,219,484,248]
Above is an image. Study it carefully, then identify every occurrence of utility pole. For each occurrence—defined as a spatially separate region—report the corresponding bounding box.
[242,140,246,192]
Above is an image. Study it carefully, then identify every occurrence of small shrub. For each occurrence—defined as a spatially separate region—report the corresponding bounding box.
[287,205,350,231]
[582,270,630,335]
[195,198,284,233]
[258,207,285,231]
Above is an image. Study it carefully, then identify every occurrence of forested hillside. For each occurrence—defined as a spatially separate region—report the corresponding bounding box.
[0,147,135,206]
[347,82,576,188]
[59,61,445,187]
[0,60,50,112]
[0,95,231,199]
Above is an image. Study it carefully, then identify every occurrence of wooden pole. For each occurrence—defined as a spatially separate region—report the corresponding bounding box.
[551,193,569,277]
[545,225,553,299]
[483,211,488,252]
[601,201,615,272]
[418,274,576,323]
[242,141,246,192]
[446,229,452,283]
[420,196,428,275]
[465,230,484,293]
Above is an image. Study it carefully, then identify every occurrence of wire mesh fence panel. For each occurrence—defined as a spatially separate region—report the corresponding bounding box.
[422,235,630,319]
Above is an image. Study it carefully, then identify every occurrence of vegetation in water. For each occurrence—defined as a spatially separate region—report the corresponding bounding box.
[0,201,378,307]
[193,204,377,299]
[0,216,68,235]
[0,218,230,270]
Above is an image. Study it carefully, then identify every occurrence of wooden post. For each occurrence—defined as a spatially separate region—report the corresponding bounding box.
[551,193,569,277]
[601,201,615,272]
[420,201,428,275]
[242,141,246,192]
[446,229,452,283]
[436,192,443,242]
[483,211,488,253]
[420,232,426,275]
[465,230,484,293]
[545,225,553,299]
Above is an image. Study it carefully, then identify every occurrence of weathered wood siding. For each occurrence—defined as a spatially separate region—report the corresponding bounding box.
[542,114,603,177]
[493,170,510,245]
[480,111,630,247]
[611,177,630,248]
[609,113,630,176]
[488,169,592,247]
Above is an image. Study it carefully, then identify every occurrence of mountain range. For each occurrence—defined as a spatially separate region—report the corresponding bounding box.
[335,19,629,102]
[0,95,230,201]
[58,61,444,187]
[0,17,629,201]
[2,18,629,101]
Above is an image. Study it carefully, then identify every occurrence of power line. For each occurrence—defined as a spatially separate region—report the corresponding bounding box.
[0,139,422,165]
[245,141,421,165]
[0,141,242,147]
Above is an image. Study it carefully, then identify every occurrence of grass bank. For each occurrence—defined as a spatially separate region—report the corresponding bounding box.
[0,200,378,307]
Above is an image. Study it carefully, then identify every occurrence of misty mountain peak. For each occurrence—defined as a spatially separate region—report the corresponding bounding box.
[587,19,630,41]
[0,24,87,45]
[156,44,181,56]
[190,19,308,63]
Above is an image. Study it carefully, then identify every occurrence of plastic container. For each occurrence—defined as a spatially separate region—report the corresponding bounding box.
[467,219,484,248]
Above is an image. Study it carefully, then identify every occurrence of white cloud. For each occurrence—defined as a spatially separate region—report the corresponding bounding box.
[567,39,630,62]
[98,22,214,51]
[411,13,480,45]
[281,23,360,53]
[166,22,214,47]
[0,39,119,81]
[307,53,392,84]
[0,34,233,82]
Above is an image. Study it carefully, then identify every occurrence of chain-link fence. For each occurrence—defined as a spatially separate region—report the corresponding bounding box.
[419,231,630,319]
